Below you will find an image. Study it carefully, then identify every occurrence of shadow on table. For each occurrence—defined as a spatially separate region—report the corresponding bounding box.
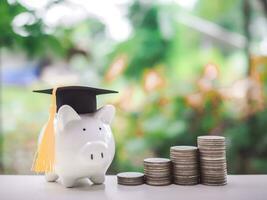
[71,178,105,191]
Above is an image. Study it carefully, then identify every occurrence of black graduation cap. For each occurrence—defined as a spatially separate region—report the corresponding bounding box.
[33,86,118,114]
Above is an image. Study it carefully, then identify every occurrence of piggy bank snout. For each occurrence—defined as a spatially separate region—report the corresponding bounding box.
[81,142,109,164]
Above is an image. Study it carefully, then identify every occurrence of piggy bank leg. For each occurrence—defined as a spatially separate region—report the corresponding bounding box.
[60,177,76,188]
[45,173,58,182]
[90,174,105,185]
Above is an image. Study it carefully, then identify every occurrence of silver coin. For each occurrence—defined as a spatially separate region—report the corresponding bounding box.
[144,158,171,163]
[117,172,144,178]
[198,136,225,141]
[146,180,172,186]
[202,182,227,186]
[170,146,198,151]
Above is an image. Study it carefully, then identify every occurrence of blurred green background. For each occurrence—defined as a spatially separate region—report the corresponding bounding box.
[1,0,267,174]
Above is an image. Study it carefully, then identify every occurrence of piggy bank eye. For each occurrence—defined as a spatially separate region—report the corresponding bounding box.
[99,127,102,131]
[83,128,86,131]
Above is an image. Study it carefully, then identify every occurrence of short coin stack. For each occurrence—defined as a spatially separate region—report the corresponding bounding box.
[117,172,144,185]
[144,158,172,186]
[170,146,199,185]
[198,136,227,186]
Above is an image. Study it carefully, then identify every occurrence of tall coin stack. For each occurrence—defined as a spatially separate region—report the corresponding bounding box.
[144,158,172,186]
[170,146,199,185]
[198,136,227,186]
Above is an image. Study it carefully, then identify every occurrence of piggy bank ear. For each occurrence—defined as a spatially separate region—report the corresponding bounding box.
[57,105,80,131]
[95,105,115,124]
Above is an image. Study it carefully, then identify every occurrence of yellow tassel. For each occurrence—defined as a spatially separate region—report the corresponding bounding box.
[32,87,57,173]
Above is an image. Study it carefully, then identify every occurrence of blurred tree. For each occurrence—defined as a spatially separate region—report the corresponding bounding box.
[107,0,267,175]
[108,1,171,79]
[1,0,267,175]
[0,0,109,174]
[0,0,70,57]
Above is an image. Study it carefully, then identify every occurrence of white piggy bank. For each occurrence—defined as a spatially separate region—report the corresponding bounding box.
[41,104,116,187]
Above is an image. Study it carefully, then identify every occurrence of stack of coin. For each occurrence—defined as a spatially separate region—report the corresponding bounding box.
[198,136,227,186]
[144,158,172,186]
[170,146,199,185]
[117,172,144,185]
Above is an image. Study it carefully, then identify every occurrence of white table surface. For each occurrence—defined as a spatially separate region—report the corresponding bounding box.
[0,175,266,200]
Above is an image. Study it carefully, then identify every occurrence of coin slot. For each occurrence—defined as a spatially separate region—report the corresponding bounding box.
[101,152,104,158]
[91,154,94,160]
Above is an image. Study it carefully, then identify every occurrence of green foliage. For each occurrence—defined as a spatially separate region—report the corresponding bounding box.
[0,0,72,58]
[0,0,27,47]
[108,0,267,174]
[195,0,244,34]
[1,0,267,175]
[110,2,170,79]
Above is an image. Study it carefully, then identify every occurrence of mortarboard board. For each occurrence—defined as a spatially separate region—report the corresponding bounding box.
[33,86,118,114]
